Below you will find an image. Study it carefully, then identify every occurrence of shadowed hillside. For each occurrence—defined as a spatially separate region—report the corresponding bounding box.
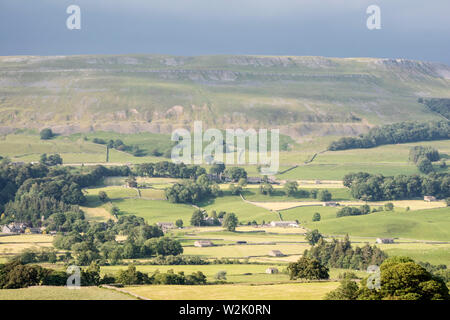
[0,54,449,140]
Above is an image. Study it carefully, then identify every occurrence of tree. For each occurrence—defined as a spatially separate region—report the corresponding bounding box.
[287,257,329,280]
[228,183,242,195]
[223,213,239,232]
[110,205,120,217]
[175,219,183,228]
[324,279,360,300]
[98,191,109,203]
[40,153,62,166]
[259,183,274,196]
[417,157,434,174]
[40,128,54,140]
[361,204,371,215]
[224,167,247,182]
[312,212,321,222]
[237,178,247,188]
[214,271,227,280]
[117,264,149,285]
[190,209,205,227]
[125,176,138,188]
[305,229,323,245]
[384,202,394,211]
[318,189,332,202]
[147,237,183,256]
[357,256,450,300]
[210,163,225,176]
[284,181,298,196]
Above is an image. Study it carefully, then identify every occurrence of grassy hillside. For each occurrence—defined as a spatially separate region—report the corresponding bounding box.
[292,207,450,241]
[1,55,449,140]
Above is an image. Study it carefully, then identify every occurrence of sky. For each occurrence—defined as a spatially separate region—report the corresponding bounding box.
[0,0,449,64]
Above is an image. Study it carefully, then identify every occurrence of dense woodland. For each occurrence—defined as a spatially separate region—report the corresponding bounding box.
[304,236,387,270]
[328,120,449,151]
[343,172,450,201]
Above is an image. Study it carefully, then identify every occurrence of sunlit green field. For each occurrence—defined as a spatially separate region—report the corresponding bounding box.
[277,140,450,180]
[303,207,450,241]
[112,198,195,225]
[197,196,275,223]
[85,186,139,199]
[0,133,165,164]
[380,243,450,267]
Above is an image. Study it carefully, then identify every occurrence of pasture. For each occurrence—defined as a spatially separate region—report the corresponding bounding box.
[198,196,276,223]
[182,243,310,259]
[125,282,341,300]
[112,198,195,225]
[0,286,136,300]
[305,207,450,241]
[277,139,450,180]
[0,234,54,257]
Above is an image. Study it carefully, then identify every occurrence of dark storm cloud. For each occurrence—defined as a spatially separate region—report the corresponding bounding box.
[0,0,449,64]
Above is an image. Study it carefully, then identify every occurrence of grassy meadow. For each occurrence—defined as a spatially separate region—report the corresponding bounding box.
[0,286,136,300]
[125,282,341,300]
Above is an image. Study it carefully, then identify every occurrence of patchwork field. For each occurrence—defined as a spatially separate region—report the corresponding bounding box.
[112,198,195,225]
[197,196,276,223]
[304,207,450,241]
[0,54,449,301]
[277,140,450,180]
[0,286,136,300]
[0,234,54,258]
[125,282,341,300]
[182,243,310,259]
[0,133,164,164]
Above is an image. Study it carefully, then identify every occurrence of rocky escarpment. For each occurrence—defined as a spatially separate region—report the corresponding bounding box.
[0,54,448,139]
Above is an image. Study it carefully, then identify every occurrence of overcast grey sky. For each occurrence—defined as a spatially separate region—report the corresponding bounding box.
[0,0,449,64]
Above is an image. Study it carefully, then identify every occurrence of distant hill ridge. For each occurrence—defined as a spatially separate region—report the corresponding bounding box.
[0,54,449,140]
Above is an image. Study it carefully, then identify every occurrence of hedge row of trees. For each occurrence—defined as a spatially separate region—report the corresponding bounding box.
[165,174,222,204]
[343,172,450,201]
[336,205,371,218]
[92,138,146,157]
[328,120,450,151]
[0,260,109,289]
[304,236,387,271]
[135,161,207,179]
[116,265,207,285]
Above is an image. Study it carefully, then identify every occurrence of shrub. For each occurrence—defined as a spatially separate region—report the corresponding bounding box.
[40,128,54,140]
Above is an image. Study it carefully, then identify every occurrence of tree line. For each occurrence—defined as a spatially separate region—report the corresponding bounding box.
[343,172,450,201]
[328,120,450,151]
